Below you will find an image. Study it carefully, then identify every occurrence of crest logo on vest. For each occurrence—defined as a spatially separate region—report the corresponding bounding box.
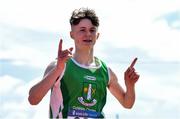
[78,82,97,107]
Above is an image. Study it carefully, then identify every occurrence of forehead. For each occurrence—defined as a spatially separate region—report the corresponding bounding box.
[71,19,97,29]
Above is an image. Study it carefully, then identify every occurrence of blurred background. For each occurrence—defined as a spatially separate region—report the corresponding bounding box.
[0,0,180,119]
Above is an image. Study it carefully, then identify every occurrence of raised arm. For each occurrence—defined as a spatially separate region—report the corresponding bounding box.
[108,58,140,108]
[28,39,73,105]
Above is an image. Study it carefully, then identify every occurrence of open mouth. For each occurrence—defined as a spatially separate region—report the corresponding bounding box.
[83,39,92,43]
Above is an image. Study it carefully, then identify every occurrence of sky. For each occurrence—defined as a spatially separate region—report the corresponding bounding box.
[0,0,180,119]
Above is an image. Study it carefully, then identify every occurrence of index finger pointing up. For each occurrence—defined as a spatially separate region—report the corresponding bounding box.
[130,57,138,68]
[58,39,63,52]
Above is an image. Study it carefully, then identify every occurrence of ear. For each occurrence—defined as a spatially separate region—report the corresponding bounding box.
[96,33,100,40]
[70,31,74,39]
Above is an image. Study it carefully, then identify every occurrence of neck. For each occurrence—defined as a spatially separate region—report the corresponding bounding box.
[73,48,94,66]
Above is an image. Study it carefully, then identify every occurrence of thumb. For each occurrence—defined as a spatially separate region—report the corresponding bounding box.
[69,47,73,52]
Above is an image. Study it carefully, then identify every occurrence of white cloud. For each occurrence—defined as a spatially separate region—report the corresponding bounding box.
[171,20,180,28]
[0,75,50,119]
[137,20,180,61]
[0,45,50,68]
[99,0,180,62]
[0,75,23,94]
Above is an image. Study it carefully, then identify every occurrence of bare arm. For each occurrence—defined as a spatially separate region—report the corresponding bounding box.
[28,62,64,105]
[28,39,73,105]
[108,58,140,108]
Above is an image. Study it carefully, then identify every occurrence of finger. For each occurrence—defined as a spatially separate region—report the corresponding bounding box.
[59,53,68,58]
[129,72,134,79]
[128,68,135,77]
[133,75,140,81]
[130,57,138,68]
[125,67,134,75]
[130,73,137,79]
[59,54,72,59]
[58,39,63,53]
[68,47,73,55]
[59,50,73,58]
[59,51,69,58]
[59,48,73,56]
[66,49,73,55]
[69,47,73,52]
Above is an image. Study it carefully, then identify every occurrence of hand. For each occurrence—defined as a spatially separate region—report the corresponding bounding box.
[56,39,73,69]
[124,58,140,88]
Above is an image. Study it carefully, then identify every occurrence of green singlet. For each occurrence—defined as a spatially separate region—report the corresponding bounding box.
[50,57,109,118]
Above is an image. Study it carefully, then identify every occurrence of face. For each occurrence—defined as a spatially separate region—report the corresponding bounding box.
[70,18,99,50]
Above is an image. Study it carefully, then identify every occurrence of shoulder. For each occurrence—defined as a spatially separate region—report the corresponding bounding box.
[108,68,118,82]
[43,60,57,76]
[95,57,112,85]
[98,59,118,87]
[96,57,118,83]
[95,57,107,68]
[107,67,120,90]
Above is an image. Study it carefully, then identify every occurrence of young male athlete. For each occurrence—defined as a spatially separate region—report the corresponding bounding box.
[28,8,140,118]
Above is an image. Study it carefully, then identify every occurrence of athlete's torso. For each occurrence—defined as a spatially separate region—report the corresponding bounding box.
[51,57,109,118]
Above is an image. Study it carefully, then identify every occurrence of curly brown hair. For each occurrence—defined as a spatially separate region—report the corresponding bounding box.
[70,8,99,27]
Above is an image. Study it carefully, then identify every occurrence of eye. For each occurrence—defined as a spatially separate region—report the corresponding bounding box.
[90,29,96,33]
[90,29,95,32]
[80,29,85,32]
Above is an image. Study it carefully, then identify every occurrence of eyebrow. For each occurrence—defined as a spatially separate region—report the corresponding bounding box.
[79,27,96,29]
[79,27,86,29]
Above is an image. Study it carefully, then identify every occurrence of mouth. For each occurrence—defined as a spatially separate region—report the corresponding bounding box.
[83,39,92,43]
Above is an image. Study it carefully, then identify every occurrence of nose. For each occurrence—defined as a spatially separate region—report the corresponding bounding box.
[86,31,91,37]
